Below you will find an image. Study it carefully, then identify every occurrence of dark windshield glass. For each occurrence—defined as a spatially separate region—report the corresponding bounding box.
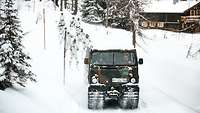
[114,52,135,65]
[91,51,136,65]
[91,52,113,65]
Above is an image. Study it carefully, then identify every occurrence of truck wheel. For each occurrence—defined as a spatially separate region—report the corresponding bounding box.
[88,91,105,109]
[119,91,139,109]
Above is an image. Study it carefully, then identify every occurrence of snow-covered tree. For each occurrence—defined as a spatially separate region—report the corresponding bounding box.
[58,16,93,67]
[58,13,66,39]
[0,0,36,90]
[105,0,148,47]
[105,0,146,29]
[68,17,93,65]
[81,0,104,23]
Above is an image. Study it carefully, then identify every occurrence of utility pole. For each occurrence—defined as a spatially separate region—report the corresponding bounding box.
[43,8,46,49]
[63,27,67,85]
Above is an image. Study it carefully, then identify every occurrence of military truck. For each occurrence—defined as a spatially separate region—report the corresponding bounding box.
[84,49,143,109]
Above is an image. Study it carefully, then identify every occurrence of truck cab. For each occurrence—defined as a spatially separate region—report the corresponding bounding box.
[85,49,143,109]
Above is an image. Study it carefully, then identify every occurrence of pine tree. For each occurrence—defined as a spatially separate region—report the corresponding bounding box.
[81,0,104,23]
[0,0,36,90]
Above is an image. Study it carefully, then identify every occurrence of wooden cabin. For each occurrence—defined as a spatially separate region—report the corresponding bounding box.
[140,1,200,33]
[181,2,200,32]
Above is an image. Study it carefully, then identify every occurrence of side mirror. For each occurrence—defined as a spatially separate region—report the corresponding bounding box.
[138,58,143,65]
[84,58,89,64]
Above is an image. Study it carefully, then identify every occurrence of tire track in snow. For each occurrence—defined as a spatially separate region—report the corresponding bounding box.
[138,98,155,113]
[151,86,200,113]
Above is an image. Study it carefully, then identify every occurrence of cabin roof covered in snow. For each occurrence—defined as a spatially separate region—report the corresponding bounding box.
[143,1,199,13]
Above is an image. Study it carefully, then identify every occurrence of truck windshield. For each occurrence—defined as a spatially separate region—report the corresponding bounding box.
[91,51,136,65]
[91,52,113,65]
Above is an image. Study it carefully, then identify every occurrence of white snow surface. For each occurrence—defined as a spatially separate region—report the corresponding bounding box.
[1,0,200,113]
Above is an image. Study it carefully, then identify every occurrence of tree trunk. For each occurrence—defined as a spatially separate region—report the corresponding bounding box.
[60,0,63,11]
[55,0,59,6]
[64,0,67,9]
[132,23,136,48]
[75,0,78,14]
[72,0,78,15]
[105,0,108,28]
[71,0,74,11]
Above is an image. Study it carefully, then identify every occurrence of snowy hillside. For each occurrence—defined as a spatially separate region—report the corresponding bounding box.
[0,0,200,113]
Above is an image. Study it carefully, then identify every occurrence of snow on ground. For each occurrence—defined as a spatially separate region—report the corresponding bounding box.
[0,0,200,113]
[139,30,200,113]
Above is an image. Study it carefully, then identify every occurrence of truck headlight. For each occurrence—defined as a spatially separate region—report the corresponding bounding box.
[92,76,98,84]
[130,78,136,83]
[129,73,133,77]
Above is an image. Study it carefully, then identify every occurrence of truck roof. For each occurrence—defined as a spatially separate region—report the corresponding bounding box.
[91,49,137,53]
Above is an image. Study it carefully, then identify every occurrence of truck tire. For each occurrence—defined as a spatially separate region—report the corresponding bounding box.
[119,91,139,109]
[88,91,105,109]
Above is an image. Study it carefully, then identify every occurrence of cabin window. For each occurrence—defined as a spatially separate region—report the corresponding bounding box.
[141,21,148,27]
[157,22,164,28]
[149,22,156,27]
[190,10,196,16]
[197,10,200,15]
[193,10,196,15]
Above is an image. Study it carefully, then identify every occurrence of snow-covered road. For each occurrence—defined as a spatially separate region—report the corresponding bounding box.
[1,1,200,113]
